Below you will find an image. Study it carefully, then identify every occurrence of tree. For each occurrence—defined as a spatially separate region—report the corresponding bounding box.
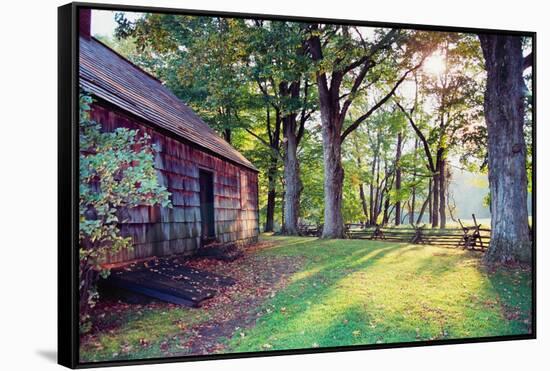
[115,14,251,144]
[343,107,407,226]
[408,138,419,224]
[306,26,426,238]
[349,133,370,222]
[396,34,483,228]
[280,79,313,234]
[243,92,283,233]
[117,16,316,235]
[245,21,316,234]
[478,34,532,265]
[79,92,171,331]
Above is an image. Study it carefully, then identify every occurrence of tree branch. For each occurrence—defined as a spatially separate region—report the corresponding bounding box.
[245,128,283,161]
[340,59,376,119]
[297,81,311,145]
[395,100,436,173]
[266,106,273,145]
[307,31,331,107]
[340,60,423,143]
[342,29,400,74]
[256,79,279,111]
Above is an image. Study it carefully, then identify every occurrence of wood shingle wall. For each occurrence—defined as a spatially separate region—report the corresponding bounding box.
[90,103,259,264]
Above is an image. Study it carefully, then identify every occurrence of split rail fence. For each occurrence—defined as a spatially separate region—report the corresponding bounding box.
[298,215,490,251]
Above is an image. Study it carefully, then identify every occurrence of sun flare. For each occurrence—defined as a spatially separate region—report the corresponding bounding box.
[424,52,447,76]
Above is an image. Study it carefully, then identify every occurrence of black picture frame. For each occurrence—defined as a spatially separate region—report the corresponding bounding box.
[58,2,536,368]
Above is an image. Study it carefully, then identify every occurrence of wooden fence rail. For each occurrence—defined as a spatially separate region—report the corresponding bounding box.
[297,218,491,252]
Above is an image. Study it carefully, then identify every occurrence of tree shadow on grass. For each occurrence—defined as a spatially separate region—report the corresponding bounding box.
[229,239,533,353]
[228,241,407,352]
[392,243,425,258]
[409,248,532,339]
[485,265,532,335]
[412,250,474,277]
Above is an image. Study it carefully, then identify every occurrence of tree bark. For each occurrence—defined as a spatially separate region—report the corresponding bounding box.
[282,114,302,235]
[321,117,345,237]
[306,32,345,238]
[264,161,277,232]
[280,181,286,231]
[479,34,532,265]
[279,77,310,236]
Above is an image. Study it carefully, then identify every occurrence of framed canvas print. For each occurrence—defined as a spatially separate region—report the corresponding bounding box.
[58,2,536,368]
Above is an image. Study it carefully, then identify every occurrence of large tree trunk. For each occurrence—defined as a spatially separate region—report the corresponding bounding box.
[394,132,402,225]
[321,121,345,237]
[280,183,286,231]
[264,161,277,232]
[438,156,446,229]
[283,114,302,235]
[479,35,532,265]
[312,62,346,237]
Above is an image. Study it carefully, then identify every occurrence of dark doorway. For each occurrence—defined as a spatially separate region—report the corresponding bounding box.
[199,169,215,239]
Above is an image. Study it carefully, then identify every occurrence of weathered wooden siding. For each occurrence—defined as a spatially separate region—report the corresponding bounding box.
[89,103,259,264]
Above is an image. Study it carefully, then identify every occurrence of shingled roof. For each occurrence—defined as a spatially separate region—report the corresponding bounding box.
[79,36,257,171]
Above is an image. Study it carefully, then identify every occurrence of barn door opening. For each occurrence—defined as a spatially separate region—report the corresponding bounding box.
[199,169,215,241]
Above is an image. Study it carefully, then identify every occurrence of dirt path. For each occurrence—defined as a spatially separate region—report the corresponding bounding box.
[175,247,304,355]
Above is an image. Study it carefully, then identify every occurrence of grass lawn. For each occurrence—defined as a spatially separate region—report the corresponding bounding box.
[80,235,532,362]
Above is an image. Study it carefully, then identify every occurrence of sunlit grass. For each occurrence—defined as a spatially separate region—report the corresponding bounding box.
[227,236,531,352]
[79,235,532,361]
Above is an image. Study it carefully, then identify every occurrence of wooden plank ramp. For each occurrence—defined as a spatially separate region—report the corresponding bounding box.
[102,258,235,307]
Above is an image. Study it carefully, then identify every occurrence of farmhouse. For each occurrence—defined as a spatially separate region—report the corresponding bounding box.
[78,10,259,264]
